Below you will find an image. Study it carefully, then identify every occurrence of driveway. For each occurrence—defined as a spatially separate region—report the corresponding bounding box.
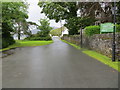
[2,37,118,88]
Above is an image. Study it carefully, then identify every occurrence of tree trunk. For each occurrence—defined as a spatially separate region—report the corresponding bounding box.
[17,22,21,40]
[18,30,20,40]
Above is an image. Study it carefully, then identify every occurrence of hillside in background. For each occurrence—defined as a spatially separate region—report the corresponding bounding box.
[50,26,65,36]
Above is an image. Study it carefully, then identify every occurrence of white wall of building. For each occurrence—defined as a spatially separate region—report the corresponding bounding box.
[61,27,69,37]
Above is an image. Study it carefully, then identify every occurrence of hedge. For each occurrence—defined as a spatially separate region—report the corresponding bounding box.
[84,25,100,36]
[24,36,52,41]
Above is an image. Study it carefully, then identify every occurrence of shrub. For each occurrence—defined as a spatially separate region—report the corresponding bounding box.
[116,24,120,32]
[24,35,52,41]
[36,31,49,37]
[2,37,15,48]
[84,25,100,36]
[2,22,15,48]
[63,34,69,37]
[2,38,9,48]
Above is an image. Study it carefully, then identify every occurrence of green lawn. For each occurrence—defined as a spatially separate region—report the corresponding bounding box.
[62,40,120,72]
[1,40,53,52]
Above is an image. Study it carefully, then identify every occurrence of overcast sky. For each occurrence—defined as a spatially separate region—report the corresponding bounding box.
[26,0,65,28]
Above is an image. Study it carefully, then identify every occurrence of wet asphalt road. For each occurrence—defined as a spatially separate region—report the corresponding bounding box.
[3,37,118,88]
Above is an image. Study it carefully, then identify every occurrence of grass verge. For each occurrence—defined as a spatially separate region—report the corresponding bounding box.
[62,40,120,72]
[62,40,81,49]
[1,40,53,52]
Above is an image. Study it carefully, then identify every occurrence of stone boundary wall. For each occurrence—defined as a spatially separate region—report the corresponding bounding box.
[62,33,120,60]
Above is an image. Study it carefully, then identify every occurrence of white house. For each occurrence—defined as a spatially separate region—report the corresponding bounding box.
[60,27,69,37]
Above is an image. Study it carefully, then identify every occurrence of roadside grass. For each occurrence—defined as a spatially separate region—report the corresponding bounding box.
[83,50,120,72]
[1,40,53,52]
[62,40,120,72]
[62,40,81,49]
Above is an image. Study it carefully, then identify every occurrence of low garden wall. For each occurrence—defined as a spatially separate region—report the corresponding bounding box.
[62,33,120,60]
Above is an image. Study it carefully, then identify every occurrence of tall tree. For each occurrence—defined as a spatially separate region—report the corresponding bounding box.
[79,2,120,24]
[24,21,38,37]
[78,2,113,23]
[37,18,53,37]
[2,1,29,40]
[38,2,80,35]
[2,1,29,48]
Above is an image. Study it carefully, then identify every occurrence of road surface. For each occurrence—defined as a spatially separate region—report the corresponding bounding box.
[2,37,118,88]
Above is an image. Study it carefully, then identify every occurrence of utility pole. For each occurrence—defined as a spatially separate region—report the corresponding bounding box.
[80,27,82,48]
[112,0,116,62]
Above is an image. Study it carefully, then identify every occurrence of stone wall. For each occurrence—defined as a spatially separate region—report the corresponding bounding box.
[62,33,120,60]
